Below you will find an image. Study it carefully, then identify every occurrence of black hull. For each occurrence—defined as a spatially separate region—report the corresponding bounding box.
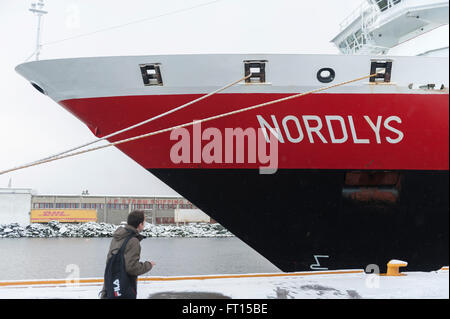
[149,169,449,273]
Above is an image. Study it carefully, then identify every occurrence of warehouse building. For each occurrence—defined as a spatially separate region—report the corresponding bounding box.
[1,188,212,225]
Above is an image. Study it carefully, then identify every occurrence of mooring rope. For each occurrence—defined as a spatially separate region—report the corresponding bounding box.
[21,73,252,168]
[0,73,376,176]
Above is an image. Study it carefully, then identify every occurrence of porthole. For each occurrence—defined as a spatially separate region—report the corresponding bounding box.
[317,68,335,83]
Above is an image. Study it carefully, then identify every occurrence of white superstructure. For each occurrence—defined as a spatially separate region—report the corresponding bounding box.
[332,0,449,56]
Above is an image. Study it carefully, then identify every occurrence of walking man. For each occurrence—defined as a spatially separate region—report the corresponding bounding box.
[100,210,155,298]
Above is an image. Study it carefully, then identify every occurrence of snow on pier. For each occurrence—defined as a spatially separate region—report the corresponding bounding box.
[0,268,447,299]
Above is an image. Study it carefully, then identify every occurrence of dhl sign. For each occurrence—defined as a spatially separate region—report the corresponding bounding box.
[30,209,97,223]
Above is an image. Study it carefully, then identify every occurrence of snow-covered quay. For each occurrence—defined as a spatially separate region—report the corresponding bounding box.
[0,221,233,238]
[0,269,448,299]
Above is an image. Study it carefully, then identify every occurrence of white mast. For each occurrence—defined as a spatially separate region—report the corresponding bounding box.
[29,0,48,61]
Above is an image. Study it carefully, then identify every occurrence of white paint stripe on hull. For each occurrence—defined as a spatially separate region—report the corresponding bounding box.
[16,54,449,102]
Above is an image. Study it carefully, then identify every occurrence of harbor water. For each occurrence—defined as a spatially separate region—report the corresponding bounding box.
[0,237,280,281]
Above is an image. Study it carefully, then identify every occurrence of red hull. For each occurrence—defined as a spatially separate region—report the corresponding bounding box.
[60,93,449,170]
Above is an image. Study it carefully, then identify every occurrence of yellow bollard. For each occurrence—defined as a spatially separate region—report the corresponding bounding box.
[383,259,408,276]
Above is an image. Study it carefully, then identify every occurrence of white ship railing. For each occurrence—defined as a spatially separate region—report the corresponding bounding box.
[336,0,405,54]
[339,0,402,31]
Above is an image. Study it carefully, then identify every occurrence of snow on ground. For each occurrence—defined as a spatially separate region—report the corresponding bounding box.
[0,269,447,299]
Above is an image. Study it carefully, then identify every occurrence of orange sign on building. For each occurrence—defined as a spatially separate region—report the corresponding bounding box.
[30,209,97,223]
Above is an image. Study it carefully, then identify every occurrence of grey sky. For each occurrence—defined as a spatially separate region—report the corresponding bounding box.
[0,0,363,195]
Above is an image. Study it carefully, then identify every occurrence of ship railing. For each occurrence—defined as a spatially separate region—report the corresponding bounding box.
[352,44,390,55]
[339,0,403,31]
[340,34,389,55]
[339,1,372,31]
[338,22,375,54]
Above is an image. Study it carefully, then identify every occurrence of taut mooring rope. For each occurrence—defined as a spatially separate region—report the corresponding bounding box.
[21,73,252,167]
[0,73,376,176]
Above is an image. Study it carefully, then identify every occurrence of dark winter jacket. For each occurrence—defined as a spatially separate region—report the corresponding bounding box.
[100,225,152,298]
